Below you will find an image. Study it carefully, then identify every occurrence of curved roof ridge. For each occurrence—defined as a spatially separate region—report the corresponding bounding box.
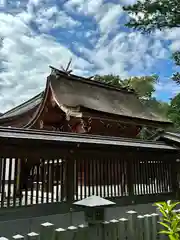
[25,78,51,128]
[49,66,135,94]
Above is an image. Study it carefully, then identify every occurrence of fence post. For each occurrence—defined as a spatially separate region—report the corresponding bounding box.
[67,226,78,240]
[55,228,67,240]
[108,219,120,240]
[151,213,159,240]
[40,222,55,240]
[0,237,8,240]
[144,214,152,240]
[76,224,88,240]
[12,235,24,240]
[137,215,145,240]
[102,221,110,240]
[118,218,128,239]
[27,232,39,240]
[126,210,137,240]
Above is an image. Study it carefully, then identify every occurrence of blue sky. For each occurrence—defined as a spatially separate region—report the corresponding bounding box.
[0,0,179,112]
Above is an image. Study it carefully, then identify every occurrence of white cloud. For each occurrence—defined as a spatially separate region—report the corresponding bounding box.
[97,4,123,34]
[0,11,86,112]
[35,6,79,32]
[64,0,104,15]
[0,0,179,113]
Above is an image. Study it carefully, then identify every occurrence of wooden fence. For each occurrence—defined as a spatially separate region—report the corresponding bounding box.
[0,127,178,209]
[0,209,175,240]
[0,156,177,208]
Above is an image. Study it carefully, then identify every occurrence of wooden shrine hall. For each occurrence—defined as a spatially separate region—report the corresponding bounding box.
[0,66,171,134]
[0,66,179,209]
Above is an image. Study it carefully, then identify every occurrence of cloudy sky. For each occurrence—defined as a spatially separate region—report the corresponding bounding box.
[0,0,180,112]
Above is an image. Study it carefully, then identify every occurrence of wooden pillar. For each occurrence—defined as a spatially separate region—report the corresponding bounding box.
[0,158,3,193]
[126,155,134,197]
[16,158,21,194]
[64,150,75,203]
[48,163,52,192]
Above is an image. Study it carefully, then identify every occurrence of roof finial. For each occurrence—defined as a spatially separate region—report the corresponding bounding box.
[60,58,73,75]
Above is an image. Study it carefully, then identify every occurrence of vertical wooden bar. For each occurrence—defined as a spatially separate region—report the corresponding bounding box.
[30,165,35,205]
[83,159,87,198]
[24,159,28,206]
[1,158,6,208]
[0,157,3,195]
[171,158,179,197]
[56,159,60,202]
[106,159,110,197]
[133,159,138,195]
[79,158,83,199]
[46,159,50,203]
[112,159,116,197]
[99,158,103,197]
[41,159,45,204]
[7,158,12,207]
[109,159,113,197]
[36,163,40,204]
[60,158,65,201]
[157,161,162,193]
[86,158,91,197]
[13,158,18,207]
[116,159,121,197]
[16,158,21,197]
[126,157,134,197]
[66,152,75,203]
[95,158,99,196]
[51,159,54,202]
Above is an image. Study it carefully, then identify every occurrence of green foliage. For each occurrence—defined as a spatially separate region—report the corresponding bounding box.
[93,75,124,88]
[94,74,171,138]
[172,52,180,84]
[123,75,158,99]
[123,0,180,33]
[123,0,180,84]
[154,200,180,240]
[94,74,157,99]
[168,93,180,129]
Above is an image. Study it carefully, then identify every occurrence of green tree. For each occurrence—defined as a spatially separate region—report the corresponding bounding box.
[168,93,180,129]
[123,0,180,84]
[94,74,157,99]
[123,75,158,99]
[145,97,169,117]
[94,74,170,138]
[94,74,124,88]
